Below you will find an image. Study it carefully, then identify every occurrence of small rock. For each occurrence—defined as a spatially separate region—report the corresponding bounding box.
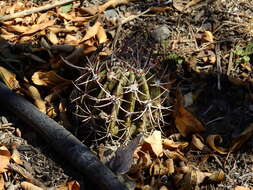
[104,9,119,25]
[151,25,171,42]
[1,116,8,124]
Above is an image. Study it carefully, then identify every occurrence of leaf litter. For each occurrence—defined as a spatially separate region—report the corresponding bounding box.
[0,0,253,189]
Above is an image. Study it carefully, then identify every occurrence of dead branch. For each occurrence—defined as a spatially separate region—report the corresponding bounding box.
[0,0,76,22]
[0,82,128,190]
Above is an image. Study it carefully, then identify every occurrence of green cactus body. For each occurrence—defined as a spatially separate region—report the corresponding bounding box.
[71,62,171,141]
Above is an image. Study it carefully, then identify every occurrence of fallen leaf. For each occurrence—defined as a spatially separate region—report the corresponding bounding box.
[142,130,163,157]
[20,182,43,190]
[65,34,80,46]
[96,25,107,44]
[47,31,59,45]
[192,134,210,152]
[0,146,11,173]
[164,149,187,162]
[230,123,253,152]
[235,186,251,190]
[22,20,55,35]
[11,147,23,165]
[207,170,225,182]
[0,66,20,90]
[163,139,188,150]
[184,0,202,9]
[81,0,131,15]
[203,31,214,42]
[98,0,131,12]
[81,21,101,42]
[206,135,228,154]
[24,84,46,114]
[165,158,174,174]
[67,181,80,190]
[57,181,80,190]
[184,170,209,186]
[6,24,28,33]
[159,186,168,190]
[59,100,72,129]
[0,174,3,190]
[207,50,216,63]
[174,88,205,137]
[107,134,142,174]
[31,71,71,87]
[150,159,169,176]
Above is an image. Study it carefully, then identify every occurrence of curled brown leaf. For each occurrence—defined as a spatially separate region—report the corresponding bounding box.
[206,135,228,154]
[174,88,205,137]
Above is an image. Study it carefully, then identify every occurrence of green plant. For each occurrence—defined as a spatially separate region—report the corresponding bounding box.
[70,60,171,142]
[233,42,253,64]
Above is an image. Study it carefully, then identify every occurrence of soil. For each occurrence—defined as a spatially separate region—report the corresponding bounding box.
[0,0,253,190]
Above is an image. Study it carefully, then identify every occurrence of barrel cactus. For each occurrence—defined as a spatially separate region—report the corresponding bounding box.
[70,59,171,142]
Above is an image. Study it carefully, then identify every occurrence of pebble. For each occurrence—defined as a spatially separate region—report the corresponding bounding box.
[151,24,171,42]
[1,116,8,124]
[104,9,119,25]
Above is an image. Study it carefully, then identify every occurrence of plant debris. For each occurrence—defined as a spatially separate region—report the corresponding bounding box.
[0,0,253,189]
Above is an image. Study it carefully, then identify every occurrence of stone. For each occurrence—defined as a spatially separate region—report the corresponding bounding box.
[151,24,171,42]
[104,9,119,25]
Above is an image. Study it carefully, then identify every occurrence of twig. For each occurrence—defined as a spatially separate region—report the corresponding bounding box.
[0,0,76,22]
[0,82,127,190]
[111,8,150,48]
[215,43,222,90]
[227,51,234,75]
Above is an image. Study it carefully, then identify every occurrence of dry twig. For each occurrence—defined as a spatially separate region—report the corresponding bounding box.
[0,0,75,22]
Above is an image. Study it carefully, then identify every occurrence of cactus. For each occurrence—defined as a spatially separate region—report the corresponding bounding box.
[70,60,171,142]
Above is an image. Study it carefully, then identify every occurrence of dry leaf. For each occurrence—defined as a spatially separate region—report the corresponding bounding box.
[164,149,187,162]
[207,170,225,182]
[165,158,174,174]
[174,88,205,137]
[150,159,169,176]
[207,50,216,63]
[107,134,142,174]
[142,130,163,157]
[6,25,28,33]
[32,71,71,87]
[20,182,43,190]
[163,139,189,150]
[192,134,211,152]
[67,181,80,190]
[22,20,55,35]
[47,31,59,45]
[11,147,23,165]
[0,146,11,173]
[235,186,251,190]
[230,123,253,152]
[81,21,101,42]
[0,174,3,190]
[57,181,80,190]
[46,105,57,118]
[98,0,131,12]
[203,31,214,42]
[0,66,20,90]
[159,186,168,190]
[24,84,46,114]
[206,135,228,154]
[184,0,202,9]
[81,0,131,15]
[96,26,107,44]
